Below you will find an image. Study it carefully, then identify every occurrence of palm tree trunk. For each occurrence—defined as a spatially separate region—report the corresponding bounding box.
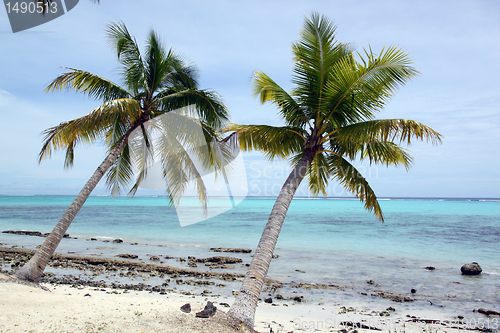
[228,148,315,328]
[15,136,130,282]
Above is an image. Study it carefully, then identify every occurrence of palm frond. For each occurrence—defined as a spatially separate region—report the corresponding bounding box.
[359,141,414,170]
[155,126,208,210]
[105,144,134,196]
[105,112,133,151]
[336,119,442,146]
[144,30,170,92]
[45,69,130,102]
[223,124,306,161]
[156,47,198,91]
[106,21,147,93]
[306,152,331,196]
[328,155,383,221]
[291,13,353,117]
[127,123,155,197]
[321,46,419,129]
[39,98,140,164]
[155,89,228,130]
[63,140,75,169]
[252,71,307,127]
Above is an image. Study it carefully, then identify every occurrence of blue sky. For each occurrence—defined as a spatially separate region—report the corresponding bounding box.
[0,0,499,198]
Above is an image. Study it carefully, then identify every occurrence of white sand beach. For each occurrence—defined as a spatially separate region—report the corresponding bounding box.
[1,272,484,333]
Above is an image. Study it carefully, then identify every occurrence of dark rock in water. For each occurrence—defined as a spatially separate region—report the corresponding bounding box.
[293,296,303,302]
[424,266,436,270]
[115,254,138,259]
[474,308,500,316]
[275,294,283,300]
[210,247,252,253]
[3,230,43,237]
[411,288,417,294]
[180,303,191,313]
[194,256,242,264]
[295,269,305,273]
[84,293,91,297]
[90,238,97,241]
[112,239,123,244]
[1,230,68,239]
[264,297,273,303]
[195,301,217,318]
[367,280,375,284]
[461,262,482,275]
[149,256,160,262]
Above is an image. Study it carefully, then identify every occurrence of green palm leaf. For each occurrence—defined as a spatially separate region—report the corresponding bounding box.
[336,119,442,146]
[291,13,352,118]
[106,21,147,94]
[360,141,413,169]
[224,124,306,161]
[155,89,228,130]
[307,152,331,196]
[106,144,134,196]
[39,98,140,167]
[321,46,419,129]
[45,68,130,102]
[155,126,207,209]
[252,71,307,127]
[328,155,383,220]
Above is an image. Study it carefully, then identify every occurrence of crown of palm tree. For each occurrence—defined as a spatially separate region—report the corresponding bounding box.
[41,21,229,204]
[226,13,441,220]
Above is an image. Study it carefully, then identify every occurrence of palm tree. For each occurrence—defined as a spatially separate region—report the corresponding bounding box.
[226,13,442,327]
[15,22,229,282]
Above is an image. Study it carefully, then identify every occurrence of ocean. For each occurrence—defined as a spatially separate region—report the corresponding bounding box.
[1,195,499,320]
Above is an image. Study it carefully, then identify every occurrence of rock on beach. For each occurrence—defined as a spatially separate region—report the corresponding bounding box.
[195,301,217,318]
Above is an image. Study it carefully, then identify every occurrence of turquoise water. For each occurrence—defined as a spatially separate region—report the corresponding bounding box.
[1,195,499,317]
[1,196,498,265]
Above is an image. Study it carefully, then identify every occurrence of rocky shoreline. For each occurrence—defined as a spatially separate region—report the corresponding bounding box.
[1,245,499,332]
[0,245,422,305]
[0,246,342,305]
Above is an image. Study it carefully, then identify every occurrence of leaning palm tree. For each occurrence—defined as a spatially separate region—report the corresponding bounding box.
[15,22,229,282]
[226,13,441,327]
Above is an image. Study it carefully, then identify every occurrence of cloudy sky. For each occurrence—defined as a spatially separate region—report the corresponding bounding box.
[0,0,499,198]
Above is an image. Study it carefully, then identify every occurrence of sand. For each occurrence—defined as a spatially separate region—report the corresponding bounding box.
[0,274,250,333]
[0,272,484,333]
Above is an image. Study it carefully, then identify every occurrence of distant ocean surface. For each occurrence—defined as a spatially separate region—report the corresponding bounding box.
[1,195,499,317]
